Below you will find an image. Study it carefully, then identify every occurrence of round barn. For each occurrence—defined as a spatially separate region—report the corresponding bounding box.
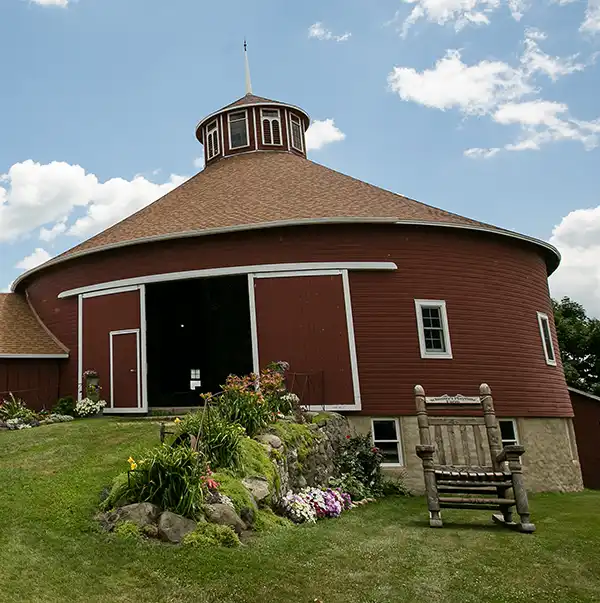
[3,86,582,493]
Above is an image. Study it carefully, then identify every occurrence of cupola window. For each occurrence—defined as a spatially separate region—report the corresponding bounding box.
[206,120,220,160]
[290,113,304,152]
[228,111,249,149]
[261,109,282,145]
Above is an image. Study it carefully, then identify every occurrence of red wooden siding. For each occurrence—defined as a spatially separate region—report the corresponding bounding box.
[254,275,355,407]
[570,390,600,489]
[23,223,571,417]
[0,359,61,410]
[82,291,140,408]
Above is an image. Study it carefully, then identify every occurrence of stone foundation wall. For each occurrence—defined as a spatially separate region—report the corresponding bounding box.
[348,415,583,494]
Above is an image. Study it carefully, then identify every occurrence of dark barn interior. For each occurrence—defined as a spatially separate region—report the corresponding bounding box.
[145,276,253,407]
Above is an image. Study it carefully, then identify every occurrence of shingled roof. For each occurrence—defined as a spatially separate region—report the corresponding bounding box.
[0,294,68,356]
[56,151,503,259]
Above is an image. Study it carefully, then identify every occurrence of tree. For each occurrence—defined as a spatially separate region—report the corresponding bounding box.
[552,297,600,395]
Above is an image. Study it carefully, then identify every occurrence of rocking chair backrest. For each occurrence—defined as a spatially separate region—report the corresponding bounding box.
[414,384,504,471]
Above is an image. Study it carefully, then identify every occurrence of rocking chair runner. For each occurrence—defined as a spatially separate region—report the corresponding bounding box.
[415,383,535,533]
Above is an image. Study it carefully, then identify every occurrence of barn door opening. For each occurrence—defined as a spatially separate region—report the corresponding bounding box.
[145,276,253,407]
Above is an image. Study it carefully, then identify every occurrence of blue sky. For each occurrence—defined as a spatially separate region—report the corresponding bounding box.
[1,0,599,312]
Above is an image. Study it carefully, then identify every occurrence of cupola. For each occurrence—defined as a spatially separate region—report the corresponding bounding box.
[195,43,310,167]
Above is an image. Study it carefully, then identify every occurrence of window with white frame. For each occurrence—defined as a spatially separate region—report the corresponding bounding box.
[261,109,282,145]
[499,419,519,446]
[371,419,403,466]
[228,111,249,149]
[290,113,304,152]
[414,300,453,359]
[206,120,220,160]
[537,312,557,366]
[190,368,201,391]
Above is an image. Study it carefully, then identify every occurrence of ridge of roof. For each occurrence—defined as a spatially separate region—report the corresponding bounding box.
[13,152,561,289]
[0,293,69,356]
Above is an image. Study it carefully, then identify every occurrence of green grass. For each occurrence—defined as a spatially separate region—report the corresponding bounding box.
[1,419,600,603]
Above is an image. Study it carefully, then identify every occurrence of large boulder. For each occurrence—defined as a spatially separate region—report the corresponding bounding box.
[242,477,270,505]
[204,503,246,535]
[116,503,160,528]
[157,511,197,544]
[256,433,282,449]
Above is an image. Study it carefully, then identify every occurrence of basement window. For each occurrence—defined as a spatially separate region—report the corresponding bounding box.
[228,111,249,149]
[371,419,403,466]
[414,300,453,359]
[537,312,557,366]
[261,109,282,145]
[206,120,220,160]
[499,419,519,447]
[290,113,304,152]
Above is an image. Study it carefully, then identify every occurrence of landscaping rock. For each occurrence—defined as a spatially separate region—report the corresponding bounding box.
[242,476,270,505]
[157,511,197,543]
[257,433,282,449]
[240,506,255,527]
[117,502,161,528]
[204,503,246,535]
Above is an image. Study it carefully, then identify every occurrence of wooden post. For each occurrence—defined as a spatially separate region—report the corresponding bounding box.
[507,450,535,533]
[415,385,431,446]
[480,383,503,471]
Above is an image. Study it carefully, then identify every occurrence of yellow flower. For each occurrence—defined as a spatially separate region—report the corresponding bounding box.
[127,456,135,464]
[174,417,181,424]
[130,462,137,471]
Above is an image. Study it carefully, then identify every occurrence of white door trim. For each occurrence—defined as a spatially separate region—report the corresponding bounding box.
[248,269,361,412]
[58,262,397,298]
[107,329,142,412]
[77,294,83,401]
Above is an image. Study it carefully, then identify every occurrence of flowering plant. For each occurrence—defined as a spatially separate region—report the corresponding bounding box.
[75,397,107,417]
[281,487,352,523]
[83,369,98,378]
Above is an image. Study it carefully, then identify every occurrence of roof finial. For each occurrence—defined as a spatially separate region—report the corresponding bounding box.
[244,39,253,95]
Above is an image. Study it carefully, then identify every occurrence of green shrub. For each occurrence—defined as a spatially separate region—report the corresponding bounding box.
[124,445,205,519]
[114,521,142,540]
[210,471,256,515]
[335,433,384,496]
[329,474,370,501]
[217,387,273,438]
[52,396,76,417]
[175,407,245,470]
[380,477,411,497]
[254,508,293,533]
[0,393,37,422]
[182,523,240,548]
[100,473,131,510]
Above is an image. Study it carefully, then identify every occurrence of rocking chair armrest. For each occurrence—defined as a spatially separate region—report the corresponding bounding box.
[416,444,436,459]
[496,445,525,464]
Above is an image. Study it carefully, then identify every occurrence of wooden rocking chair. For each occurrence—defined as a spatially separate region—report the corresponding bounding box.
[414,384,535,533]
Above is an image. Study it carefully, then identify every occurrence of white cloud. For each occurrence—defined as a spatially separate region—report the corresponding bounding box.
[581,0,600,33]
[30,0,69,6]
[388,50,531,115]
[305,119,346,150]
[389,33,599,157]
[193,157,205,170]
[550,205,600,317]
[308,22,351,42]
[0,159,185,243]
[15,248,53,271]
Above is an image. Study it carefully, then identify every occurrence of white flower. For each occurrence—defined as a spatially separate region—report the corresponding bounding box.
[75,398,107,417]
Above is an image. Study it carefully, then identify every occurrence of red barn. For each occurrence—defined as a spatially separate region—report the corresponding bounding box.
[1,90,583,493]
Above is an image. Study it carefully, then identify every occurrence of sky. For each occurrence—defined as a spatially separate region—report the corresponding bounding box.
[1,0,599,314]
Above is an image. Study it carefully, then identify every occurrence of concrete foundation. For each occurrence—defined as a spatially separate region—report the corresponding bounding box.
[348,415,583,494]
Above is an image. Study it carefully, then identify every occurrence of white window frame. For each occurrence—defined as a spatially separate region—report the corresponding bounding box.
[289,113,304,152]
[261,108,282,146]
[206,120,220,160]
[371,418,403,467]
[537,311,557,366]
[414,299,453,359]
[228,110,250,150]
[498,418,519,447]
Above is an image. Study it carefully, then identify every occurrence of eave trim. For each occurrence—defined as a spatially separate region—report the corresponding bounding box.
[568,386,600,403]
[12,217,561,292]
[0,354,69,359]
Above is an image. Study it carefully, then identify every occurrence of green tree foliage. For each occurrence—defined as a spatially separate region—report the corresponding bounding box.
[553,297,600,395]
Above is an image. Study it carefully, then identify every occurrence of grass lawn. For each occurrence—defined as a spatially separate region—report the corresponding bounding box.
[1,419,599,603]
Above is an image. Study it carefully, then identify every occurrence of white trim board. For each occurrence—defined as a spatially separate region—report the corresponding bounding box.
[77,294,83,401]
[537,311,557,367]
[58,262,397,299]
[109,329,142,410]
[12,217,561,293]
[248,269,362,411]
[0,354,69,359]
